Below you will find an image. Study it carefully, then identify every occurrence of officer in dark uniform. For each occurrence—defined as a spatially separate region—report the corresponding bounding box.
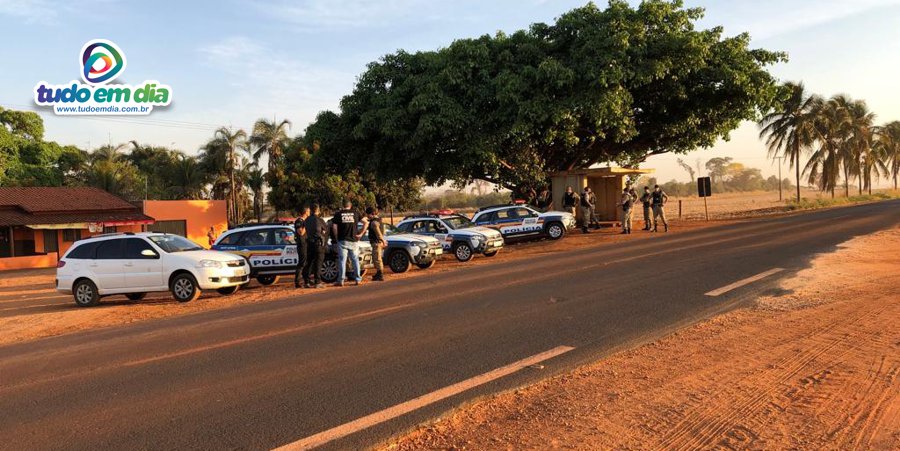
[302,203,328,288]
[293,206,309,288]
[361,206,386,281]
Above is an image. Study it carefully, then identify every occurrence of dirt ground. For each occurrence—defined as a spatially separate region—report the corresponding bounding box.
[0,218,719,346]
[669,188,821,220]
[385,226,900,450]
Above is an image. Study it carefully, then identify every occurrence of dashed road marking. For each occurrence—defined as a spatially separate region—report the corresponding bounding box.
[273,345,576,450]
[705,268,785,297]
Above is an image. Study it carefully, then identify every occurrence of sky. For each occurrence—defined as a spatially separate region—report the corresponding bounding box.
[2,0,900,187]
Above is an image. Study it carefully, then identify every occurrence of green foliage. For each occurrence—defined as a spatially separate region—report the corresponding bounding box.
[424,190,510,210]
[0,107,44,141]
[268,138,424,214]
[307,1,783,196]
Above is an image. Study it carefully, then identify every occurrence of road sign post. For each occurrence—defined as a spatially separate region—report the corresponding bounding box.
[697,177,712,221]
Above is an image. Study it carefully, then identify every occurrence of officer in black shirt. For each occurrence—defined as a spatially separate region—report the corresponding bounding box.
[331,200,363,286]
[292,206,310,288]
[302,204,328,288]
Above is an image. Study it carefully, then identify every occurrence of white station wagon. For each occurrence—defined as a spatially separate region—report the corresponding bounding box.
[56,232,249,307]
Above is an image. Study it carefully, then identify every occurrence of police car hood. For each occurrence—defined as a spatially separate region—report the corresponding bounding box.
[539,210,575,220]
[451,226,502,239]
[386,233,441,245]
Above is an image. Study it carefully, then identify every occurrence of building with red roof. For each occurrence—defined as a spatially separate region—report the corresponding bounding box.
[0,187,227,271]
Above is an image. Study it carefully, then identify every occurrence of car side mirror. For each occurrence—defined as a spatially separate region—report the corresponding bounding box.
[141,249,159,258]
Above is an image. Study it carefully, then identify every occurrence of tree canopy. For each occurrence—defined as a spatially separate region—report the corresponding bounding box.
[305,0,784,194]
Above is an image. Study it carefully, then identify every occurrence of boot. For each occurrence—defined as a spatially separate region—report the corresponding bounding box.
[664,224,669,233]
[372,271,384,282]
[582,226,589,234]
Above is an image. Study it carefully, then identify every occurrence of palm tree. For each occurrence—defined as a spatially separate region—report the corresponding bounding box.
[759,82,821,202]
[249,118,292,177]
[876,121,900,190]
[89,143,128,163]
[203,128,247,224]
[835,96,877,195]
[246,167,265,222]
[166,153,207,200]
[805,99,844,198]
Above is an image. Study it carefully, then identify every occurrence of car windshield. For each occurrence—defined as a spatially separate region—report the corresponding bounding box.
[384,224,402,236]
[443,215,474,229]
[149,235,205,253]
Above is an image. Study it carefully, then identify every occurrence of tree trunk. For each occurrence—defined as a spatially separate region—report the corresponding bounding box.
[844,168,850,198]
[795,163,801,202]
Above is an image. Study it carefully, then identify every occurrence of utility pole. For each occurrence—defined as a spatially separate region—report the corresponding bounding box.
[774,155,784,202]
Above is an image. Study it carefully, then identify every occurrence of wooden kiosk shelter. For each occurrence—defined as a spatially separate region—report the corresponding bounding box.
[550,167,654,225]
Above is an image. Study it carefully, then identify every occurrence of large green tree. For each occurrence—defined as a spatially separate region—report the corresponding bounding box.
[307,1,783,198]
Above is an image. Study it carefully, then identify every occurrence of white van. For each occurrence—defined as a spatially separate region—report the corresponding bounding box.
[56,233,249,306]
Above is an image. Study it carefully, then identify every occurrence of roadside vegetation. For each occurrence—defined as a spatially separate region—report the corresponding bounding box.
[759,83,900,202]
[785,191,899,211]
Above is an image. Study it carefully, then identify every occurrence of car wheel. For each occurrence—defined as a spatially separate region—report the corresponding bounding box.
[484,249,500,257]
[453,242,474,262]
[389,250,411,273]
[320,256,339,283]
[125,292,147,301]
[546,221,565,240]
[416,260,436,270]
[257,275,279,286]
[217,285,240,295]
[73,279,100,307]
[170,273,201,303]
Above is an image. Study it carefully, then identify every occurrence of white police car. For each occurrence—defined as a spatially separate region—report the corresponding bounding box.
[211,224,373,285]
[380,224,444,272]
[470,205,575,241]
[396,213,504,262]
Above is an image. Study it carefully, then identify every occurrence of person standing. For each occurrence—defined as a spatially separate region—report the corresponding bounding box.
[562,186,579,218]
[535,187,553,212]
[620,188,635,234]
[639,186,654,231]
[331,200,363,286]
[580,186,597,233]
[207,226,217,248]
[302,203,328,288]
[360,206,386,282]
[292,206,310,288]
[651,185,669,232]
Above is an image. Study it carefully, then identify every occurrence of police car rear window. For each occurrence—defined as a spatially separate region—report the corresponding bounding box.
[218,232,244,245]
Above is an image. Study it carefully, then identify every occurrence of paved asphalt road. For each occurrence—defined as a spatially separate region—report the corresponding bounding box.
[2,201,898,450]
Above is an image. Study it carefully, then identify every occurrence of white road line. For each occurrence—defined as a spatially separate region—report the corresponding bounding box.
[273,345,576,451]
[705,268,785,297]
